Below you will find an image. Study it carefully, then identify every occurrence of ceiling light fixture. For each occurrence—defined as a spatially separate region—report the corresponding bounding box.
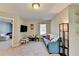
[32,3,40,9]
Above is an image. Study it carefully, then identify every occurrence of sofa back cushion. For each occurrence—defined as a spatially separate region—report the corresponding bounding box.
[42,34,54,40]
[45,34,50,39]
[48,34,54,40]
[51,36,59,42]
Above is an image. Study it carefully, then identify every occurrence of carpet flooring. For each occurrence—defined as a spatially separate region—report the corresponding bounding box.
[0,40,60,56]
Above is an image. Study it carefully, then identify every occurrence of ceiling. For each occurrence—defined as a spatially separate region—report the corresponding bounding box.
[0,3,70,20]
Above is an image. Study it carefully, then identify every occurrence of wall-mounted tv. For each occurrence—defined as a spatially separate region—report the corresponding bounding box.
[20,25,27,32]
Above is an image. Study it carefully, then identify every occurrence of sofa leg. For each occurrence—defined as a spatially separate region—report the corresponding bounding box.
[47,49,52,54]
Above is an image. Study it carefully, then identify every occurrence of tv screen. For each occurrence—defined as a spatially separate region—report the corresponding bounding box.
[20,25,27,32]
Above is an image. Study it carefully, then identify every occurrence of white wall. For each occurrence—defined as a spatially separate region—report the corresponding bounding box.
[51,18,59,35]
[0,11,23,47]
[0,11,51,47]
[69,4,79,56]
[51,7,69,35]
[50,7,69,55]
[51,4,79,56]
[12,16,22,47]
[20,20,39,38]
[20,20,51,39]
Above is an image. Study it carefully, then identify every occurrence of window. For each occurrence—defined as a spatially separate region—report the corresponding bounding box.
[40,24,46,35]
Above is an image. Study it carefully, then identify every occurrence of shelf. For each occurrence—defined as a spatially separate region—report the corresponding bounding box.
[59,46,68,49]
[59,23,69,56]
[59,53,66,56]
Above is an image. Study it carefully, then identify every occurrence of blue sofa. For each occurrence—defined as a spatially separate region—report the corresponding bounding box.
[43,38,59,54]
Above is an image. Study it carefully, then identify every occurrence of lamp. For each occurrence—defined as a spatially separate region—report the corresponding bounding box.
[32,3,40,9]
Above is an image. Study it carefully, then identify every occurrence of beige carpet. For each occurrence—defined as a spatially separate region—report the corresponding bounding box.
[0,40,60,56]
[0,39,12,51]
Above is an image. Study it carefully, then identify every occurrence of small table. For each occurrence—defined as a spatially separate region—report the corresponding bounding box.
[28,37,39,41]
[35,37,39,41]
[20,39,29,44]
[20,40,26,44]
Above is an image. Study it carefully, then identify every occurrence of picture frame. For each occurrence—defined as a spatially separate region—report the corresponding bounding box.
[30,24,34,30]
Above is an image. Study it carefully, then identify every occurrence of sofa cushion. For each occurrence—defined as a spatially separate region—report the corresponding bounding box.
[42,34,54,40]
[51,36,59,42]
[43,37,59,54]
[43,38,50,46]
[48,34,54,40]
[42,34,50,40]
[45,34,50,39]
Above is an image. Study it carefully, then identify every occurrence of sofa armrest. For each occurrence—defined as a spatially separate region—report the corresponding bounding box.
[47,41,59,53]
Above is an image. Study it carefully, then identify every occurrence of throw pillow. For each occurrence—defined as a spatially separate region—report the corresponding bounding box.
[45,34,50,39]
[48,34,54,40]
[51,35,59,42]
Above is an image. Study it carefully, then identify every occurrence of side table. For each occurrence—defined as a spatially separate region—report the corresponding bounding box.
[20,39,29,44]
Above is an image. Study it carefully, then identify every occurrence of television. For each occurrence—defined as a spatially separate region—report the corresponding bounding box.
[20,25,27,32]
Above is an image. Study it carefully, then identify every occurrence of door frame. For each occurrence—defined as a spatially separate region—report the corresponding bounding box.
[0,16,14,47]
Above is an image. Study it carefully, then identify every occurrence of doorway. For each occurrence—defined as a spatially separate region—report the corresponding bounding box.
[0,16,13,50]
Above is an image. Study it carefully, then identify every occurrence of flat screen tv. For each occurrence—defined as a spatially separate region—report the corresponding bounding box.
[20,25,27,32]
